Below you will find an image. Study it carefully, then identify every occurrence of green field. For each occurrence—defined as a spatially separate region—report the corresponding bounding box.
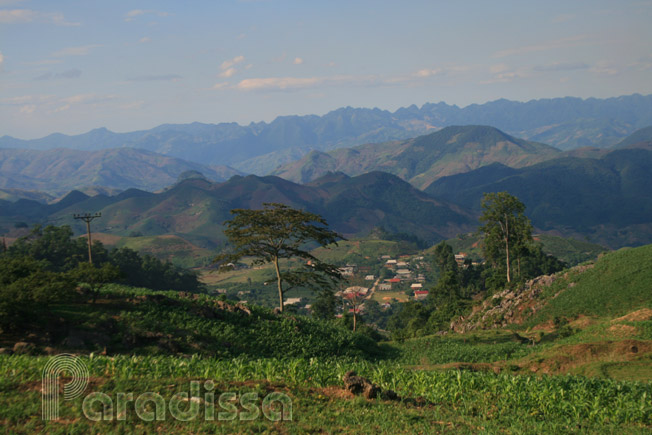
[2,239,652,433]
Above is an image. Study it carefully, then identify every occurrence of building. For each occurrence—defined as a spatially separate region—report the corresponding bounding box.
[343,286,369,296]
[410,283,423,290]
[378,283,392,291]
[283,298,302,306]
[364,275,375,281]
[414,290,429,301]
[338,265,356,276]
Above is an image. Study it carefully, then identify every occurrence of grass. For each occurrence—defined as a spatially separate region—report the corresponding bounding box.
[526,244,652,325]
[372,290,410,303]
[1,354,650,433]
[393,330,537,366]
[1,284,382,360]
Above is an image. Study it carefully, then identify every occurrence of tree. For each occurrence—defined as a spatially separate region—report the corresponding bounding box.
[215,203,344,312]
[341,289,365,332]
[479,192,533,284]
[69,262,121,303]
[312,287,338,320]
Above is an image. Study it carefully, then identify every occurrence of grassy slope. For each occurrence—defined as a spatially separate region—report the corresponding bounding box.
[0,284,380,360]
[397,243,652,382]
[529,244,652,322]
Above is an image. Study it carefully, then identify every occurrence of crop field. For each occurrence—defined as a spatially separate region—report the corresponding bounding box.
[1,354,650,433]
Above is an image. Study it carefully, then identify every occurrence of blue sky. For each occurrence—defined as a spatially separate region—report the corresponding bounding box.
[1,0,652,138]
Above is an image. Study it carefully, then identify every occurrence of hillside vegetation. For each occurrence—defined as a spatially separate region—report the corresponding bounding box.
[273,125,560,189]
[1,173,475,252]
[426,146,652,248]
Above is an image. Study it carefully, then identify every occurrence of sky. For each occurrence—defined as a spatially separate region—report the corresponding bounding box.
[1,0,652,139]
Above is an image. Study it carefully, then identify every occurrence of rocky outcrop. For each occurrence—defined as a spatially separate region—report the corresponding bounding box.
[450,263,594,333]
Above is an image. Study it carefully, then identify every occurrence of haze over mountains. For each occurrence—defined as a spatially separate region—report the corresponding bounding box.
[426,143,652,248]
[0,147,242,195]
[2,94,652,175]
[2,94,652,251]
[272,126,560,189]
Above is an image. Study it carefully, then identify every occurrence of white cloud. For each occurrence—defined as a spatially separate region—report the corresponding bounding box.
[52,44,102,57]
[493,35,589,58]
[0,9,79,25]
[293,57,304,65]
[0,51,4,71]
[1,93,117,114]
[480,65,527,84]
[53,93,117,113]
[19,104,35,114]
[0,8,34,23]
[212,65,470,92]
[125,9,169,22]
[489,64,509,74]
[589,61,619,76]
[219,68,237,78]
[218,55,245,79]
[138,36,151,44]
[414,68,442,78]
[220,55,245,71]
[236,76,324,91]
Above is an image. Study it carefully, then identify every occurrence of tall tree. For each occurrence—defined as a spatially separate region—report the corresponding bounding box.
[215,203,344,312]
[479,192,533,284]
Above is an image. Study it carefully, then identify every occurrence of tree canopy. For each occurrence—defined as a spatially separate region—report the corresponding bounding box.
[479,192,533,284]
[215,203,344,312]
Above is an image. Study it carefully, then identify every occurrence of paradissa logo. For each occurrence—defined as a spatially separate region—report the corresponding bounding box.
[42,354,292,422]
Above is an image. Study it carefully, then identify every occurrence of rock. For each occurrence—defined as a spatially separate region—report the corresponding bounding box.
[342,371,381,399]
[0,347,13,355]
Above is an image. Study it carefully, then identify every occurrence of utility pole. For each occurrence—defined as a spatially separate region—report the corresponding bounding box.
[73,212,101,265]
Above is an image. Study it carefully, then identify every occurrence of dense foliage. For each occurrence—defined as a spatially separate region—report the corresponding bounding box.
[5,225,203,292]
[215,203,343,312]
[0,225,203,329]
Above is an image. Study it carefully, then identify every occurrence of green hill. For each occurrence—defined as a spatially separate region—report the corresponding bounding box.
[614,125,652,148]
[272,125,561,189]
[426,148,652,248]
[3,173,474,254]
[526,244,652,323]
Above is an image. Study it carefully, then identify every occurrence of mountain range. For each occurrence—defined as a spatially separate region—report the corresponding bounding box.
[2,94,651,174]
[272,125,561,189]
[426,142,652,248]
[0,172,476,249]
[0,147,242,195]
